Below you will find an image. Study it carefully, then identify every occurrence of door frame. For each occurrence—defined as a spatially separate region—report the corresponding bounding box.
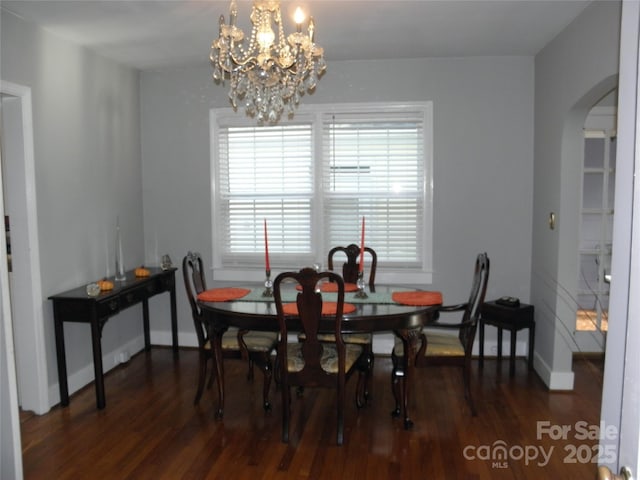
[599,0,640,473]
[0,80,48,414]
[0,112,23,480]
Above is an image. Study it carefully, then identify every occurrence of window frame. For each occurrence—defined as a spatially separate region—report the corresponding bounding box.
[210,101,434,285]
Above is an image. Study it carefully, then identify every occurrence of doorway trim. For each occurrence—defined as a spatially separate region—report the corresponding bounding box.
[1,79,48,414]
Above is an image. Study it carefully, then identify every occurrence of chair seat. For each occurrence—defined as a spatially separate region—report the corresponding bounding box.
[299,332,373,345]
[286,343,364,374]
[391,253,489,420]
[205,327,278,352]
[393,331,465,357]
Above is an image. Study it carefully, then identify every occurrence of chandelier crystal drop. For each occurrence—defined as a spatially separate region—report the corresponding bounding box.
[210,0,326,124]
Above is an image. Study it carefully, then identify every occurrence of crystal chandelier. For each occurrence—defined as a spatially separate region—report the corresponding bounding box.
[210,0,326,124]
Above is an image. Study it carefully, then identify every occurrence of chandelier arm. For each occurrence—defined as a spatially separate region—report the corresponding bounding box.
[214,50,319,75]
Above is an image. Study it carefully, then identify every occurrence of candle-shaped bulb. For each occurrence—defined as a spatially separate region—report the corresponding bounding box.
[294,7,305,32]
[308,16,315,42]
[229,0,238,25]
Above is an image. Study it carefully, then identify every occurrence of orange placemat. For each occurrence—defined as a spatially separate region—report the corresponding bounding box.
[197,287,251,302]
[282,302,357,316]
[295,282,359,292]
[321,282,359,292]
[392,291,443,306]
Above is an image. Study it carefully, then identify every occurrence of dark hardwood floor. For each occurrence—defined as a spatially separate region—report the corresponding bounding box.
[20,348,603,479]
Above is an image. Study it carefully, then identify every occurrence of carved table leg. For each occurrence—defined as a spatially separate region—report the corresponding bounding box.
[53,312,70,407]
[395,327,422,430]
[90,316,106,409]
[208,323,227,419]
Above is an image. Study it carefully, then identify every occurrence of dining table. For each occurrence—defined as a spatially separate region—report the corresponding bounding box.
[197,283,441,429]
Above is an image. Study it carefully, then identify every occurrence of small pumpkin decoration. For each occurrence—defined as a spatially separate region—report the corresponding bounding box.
[135,265,151,277]
[97,278,114,291]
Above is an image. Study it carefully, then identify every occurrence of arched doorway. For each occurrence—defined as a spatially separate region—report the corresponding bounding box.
[550,75,618,389]
[574,91,617,353]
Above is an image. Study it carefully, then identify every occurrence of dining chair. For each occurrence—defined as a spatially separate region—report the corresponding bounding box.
[182,251,278,411]
[325,244,377,404]
[274,267,367,445]
[327,243,377,289]
[391,252,490,416]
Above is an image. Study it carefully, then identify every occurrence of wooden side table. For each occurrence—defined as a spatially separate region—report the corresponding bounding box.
[479,300,535,377]
[49,267,178,409]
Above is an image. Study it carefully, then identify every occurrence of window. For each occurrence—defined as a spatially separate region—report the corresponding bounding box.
[211,102,433,284]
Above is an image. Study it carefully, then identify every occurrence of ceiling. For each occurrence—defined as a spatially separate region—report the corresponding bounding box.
[1,0,592,71]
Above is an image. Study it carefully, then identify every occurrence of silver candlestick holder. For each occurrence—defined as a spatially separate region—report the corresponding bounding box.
[355,271,368,299]
[262,270,273,297]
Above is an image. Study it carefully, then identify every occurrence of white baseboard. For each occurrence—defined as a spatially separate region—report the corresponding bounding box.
[51,330,571,409]
[376,335,534,358]
[48,336,145,408]
[532,351,575,390]
[151,331,534,358]
[152,330,399,354]
[150,333,577,391]
[152,330,197,348]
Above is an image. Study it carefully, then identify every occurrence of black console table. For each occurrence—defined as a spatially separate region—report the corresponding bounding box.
[49,267,178,409]
[478,300,535,377]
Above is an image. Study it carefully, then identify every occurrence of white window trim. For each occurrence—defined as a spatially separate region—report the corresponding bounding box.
[210,102,434,285]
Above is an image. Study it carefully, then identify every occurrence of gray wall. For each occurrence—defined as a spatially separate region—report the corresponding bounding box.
[140,56,535,348]
[1,11,144,401]
[6,0,616,413]
[532,0,621,388]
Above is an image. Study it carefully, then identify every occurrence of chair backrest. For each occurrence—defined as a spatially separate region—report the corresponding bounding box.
[327,244,377,288]
[182,251,208,348]
[459,252,490,353]
[274,267,346,383]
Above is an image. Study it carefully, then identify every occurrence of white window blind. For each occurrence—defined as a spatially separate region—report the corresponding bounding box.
[217,123,314,266]
[212,102,433,282]
[322,111,424,267]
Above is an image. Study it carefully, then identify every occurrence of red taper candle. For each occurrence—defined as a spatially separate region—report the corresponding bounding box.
[359,217,365,272]
[264,219,270,272]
